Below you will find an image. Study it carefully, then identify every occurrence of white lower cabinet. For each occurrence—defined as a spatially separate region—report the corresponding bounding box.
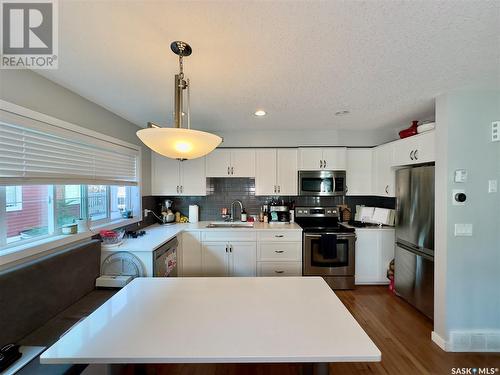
[355,228,395,285]
[179,229,303,278]
[201,242,256,277]
[257,262,302,277]
[256,231,302,277]
[180,231,202,276]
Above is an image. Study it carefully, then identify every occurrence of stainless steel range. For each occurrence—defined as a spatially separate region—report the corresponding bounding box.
[295,206,356,289]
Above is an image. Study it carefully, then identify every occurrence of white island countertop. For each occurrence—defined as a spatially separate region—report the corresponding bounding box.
[111,222,302,252]
[40,277,380,364]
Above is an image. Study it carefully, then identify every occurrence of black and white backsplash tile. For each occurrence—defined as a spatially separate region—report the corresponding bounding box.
[147,178,395,222]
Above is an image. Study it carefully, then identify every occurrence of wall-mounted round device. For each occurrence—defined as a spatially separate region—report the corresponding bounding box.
[452,189,467,206]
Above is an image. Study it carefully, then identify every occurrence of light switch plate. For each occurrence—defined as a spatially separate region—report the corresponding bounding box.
[454,223,473,236]
[489,179,498,193]
[492,121,499,142]
[454,169,467,183]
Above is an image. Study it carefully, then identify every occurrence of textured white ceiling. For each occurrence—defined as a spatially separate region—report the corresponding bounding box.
[37,1,500,131]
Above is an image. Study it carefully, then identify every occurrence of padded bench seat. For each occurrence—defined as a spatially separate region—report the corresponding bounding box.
[0,239,116,375]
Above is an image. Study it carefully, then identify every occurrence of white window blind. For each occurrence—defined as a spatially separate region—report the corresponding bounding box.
[0,110,139,186]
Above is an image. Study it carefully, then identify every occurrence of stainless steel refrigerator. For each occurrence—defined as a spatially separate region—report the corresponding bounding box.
[394,165,434,319]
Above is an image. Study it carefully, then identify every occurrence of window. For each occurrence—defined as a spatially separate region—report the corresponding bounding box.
[0,104,141,256]
[5,186,22,212]
[2,185,50,246]
[0,184,139,251]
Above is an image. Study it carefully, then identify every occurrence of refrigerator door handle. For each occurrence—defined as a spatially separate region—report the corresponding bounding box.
[397,242,434,261]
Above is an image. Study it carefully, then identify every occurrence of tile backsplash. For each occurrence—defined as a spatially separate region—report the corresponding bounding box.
[147,178,395,222]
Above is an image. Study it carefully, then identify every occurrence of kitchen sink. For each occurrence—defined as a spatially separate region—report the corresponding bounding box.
[206,222,255,228]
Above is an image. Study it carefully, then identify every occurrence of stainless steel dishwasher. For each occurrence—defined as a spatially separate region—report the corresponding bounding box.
[153,237,178,277]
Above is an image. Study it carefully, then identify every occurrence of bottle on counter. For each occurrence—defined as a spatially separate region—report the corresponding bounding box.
[241,208,247,222]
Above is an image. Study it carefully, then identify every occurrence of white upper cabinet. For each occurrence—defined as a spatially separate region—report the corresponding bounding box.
[393,131,435,167]
[276,149,298,195]
[151,153,180,196]
[151,153,206,196]
[322,147,347,170]
[298,147,347,170]
[298,148,323,170]
[206,149,256,177]
[180,158,206,196]
[255,149,277,195]
[255,148,297,196]
[346,148,373,196]
[372,143,395,197]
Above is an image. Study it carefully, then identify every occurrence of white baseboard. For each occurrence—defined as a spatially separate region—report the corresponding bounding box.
[447,330,500,352]
[431,331,447,351]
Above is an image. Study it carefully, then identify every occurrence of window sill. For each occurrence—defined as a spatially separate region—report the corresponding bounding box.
[0,217,141,267]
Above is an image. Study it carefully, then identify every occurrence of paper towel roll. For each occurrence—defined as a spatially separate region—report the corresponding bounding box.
[189,205,199,223]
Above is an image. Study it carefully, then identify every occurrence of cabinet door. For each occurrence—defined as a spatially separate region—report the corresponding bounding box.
[298,148,323,170]
[180,157,206,196]
[393,136,419,167]
[231,149,256,177]
[181,232,202,276]
[322,147,347,170]
[354,230,380,284]
[414,131,435,164]
[276,148,298,195]
[206,149,231,177]
[346,149,372,195]
[255,149,277,196]
[378,230,395,282]
[202,242,228,276]
[151,153,180,195]
[229,242,256,276]
[372,143,395,197]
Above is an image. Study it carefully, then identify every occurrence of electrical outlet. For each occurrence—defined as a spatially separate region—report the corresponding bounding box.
[492,121,499,142]
[454,224,473,236]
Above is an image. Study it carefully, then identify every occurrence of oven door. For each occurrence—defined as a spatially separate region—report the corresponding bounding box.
[303,233,355,276]
[299,171,346,196]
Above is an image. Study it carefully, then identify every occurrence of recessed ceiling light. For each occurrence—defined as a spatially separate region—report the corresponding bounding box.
[335,110,350,116]
[254,110,266,117]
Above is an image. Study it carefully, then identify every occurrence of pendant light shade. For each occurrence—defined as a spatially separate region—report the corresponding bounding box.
[138,41,222,160]
[137,127,222,160]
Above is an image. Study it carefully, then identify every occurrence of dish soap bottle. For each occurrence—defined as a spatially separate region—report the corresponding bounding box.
[241,208,247,222]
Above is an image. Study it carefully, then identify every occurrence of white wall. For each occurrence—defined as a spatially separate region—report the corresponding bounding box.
[434,90,500,350]
[217,128,399,147]
[0,70,152,195]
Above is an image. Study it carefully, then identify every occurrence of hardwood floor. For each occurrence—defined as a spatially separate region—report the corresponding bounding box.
[125,286,500,375]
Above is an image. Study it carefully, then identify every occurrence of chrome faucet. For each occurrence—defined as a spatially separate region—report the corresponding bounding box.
[230,200,243,222]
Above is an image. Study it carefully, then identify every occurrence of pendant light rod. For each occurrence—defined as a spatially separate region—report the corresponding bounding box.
[171,41,191,129]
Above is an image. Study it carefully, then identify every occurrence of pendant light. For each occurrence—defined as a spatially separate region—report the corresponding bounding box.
[137,41,222,160]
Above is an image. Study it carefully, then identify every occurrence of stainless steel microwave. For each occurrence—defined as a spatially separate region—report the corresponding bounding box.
[298,170,347,196]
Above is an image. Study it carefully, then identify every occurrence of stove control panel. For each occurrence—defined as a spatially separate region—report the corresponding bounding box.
[295,207,339,218]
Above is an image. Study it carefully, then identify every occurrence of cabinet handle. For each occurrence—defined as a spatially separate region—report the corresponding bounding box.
[385,185,389,194]
[274,270,284,274]
[320,160,323,168]
[227,166,230,175]
[414,150,418,160]
[273,185,276,193]
[275,234,284,238]
[176,185,179,193]
[229,244,233,253]
[225,244,228,253]
[277,185,281,193]
[410,150,414,160]
[324,160,327,168]
[275,250,284,253]
[231,166,234,175]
